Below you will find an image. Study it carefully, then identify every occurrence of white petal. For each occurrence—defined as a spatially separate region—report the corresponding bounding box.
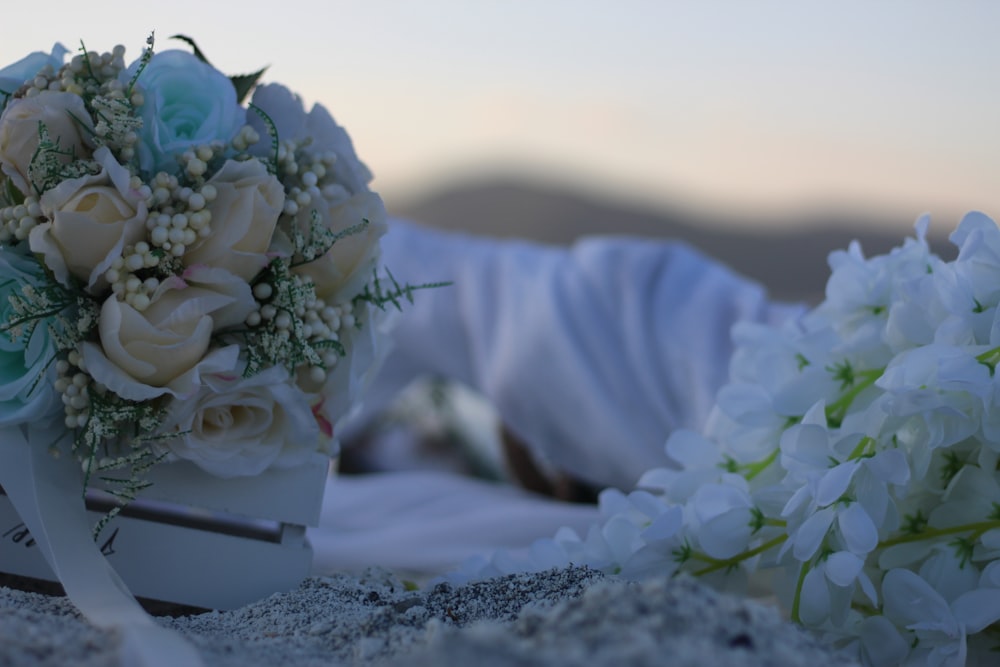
[597,487,630,516]
[780,423,833,469]
[858,616,910,667]
[663,429,720,469]
[858,570,878,606]
[980,528,1000,549]
[827,575,854,627]
[865,449,911,486]
[692,482,751,522]
[816,461,859,507]
[698,510,752,560]
[793,506,835,561]
[838,503,878,555]
[882,568,951,628]
[951,588,1000,634]
[797,566,830,626]
[602,515,641,566]
[918,548,979,603]
[627,490,666,520]
[635,467,678,493]
[980,560,1000,588]
[640,506,683,546]
[716,383,777,427]
[623,545,679,579]
[824,550,863,587]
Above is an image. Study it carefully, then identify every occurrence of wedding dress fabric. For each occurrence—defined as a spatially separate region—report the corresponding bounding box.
[314,219,805,575]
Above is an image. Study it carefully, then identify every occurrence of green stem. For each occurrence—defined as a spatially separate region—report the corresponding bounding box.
[878,520,1000,549]
[790,559,813,624]
[743,448,779,481]
[977,345,1000,375]
[847,436,876,461]
[825,369,883,426]
[691,534,788,576]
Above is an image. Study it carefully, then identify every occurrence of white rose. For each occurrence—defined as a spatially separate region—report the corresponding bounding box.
[178,264,257,330]
[0,90,94,195]
[30,147,146,291]
[157,366,320,478]
[184,158,283,282]
[292,191,388,302]
[82,279,245,402]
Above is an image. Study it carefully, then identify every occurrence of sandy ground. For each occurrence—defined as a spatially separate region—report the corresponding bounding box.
[0,566,858,667]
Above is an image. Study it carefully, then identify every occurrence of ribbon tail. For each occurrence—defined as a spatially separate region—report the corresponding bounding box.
[0,424,202,667]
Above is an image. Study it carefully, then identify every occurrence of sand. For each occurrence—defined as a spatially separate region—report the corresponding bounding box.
[0,566,858,667]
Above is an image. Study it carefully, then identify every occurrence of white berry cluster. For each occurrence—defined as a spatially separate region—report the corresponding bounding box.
[22,46,128,100]
[0,197,43,243]
[54,349,95,430]
[243,269,358,384]
[274,138,342,226]
[142,171,216,257]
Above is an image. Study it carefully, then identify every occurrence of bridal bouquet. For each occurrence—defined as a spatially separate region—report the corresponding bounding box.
[468,213,1000,665]
[0,36,401,512]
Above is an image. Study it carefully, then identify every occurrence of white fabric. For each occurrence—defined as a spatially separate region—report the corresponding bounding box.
[316,220,804,575]
[350,219,804,490]
[311,471,600,575]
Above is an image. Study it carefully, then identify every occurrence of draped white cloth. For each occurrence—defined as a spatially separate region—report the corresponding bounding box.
[314,219,805,575]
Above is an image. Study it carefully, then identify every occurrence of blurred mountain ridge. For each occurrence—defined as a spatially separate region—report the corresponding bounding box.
[391,179,954,303]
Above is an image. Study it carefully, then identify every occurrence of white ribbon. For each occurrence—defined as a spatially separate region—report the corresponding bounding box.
[0,422,202,667]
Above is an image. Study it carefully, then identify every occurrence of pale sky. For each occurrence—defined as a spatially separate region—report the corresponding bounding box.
[2,2,998,231]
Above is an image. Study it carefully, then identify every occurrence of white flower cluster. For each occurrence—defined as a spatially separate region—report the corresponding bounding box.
[460,213,1000,665]
[0,37,393,482]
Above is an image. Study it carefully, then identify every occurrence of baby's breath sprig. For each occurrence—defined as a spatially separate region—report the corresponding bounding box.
[75,386,168,491]
[288,215,363,268]
[26,124,98,195]
[90,447,165,539]
[125,33,154,100]
[353,267,450,312]
[89,95,142,160]
[1,277,76,345]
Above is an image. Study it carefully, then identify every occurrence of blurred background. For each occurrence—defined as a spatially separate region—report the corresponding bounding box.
[3,2,998,485]
[3,1,998,302]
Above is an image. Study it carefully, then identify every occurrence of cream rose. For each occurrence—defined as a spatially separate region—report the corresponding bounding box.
[82,279,244,402]
[292,191,388,302]
[30,147,147,291]
[184,158,283,282]
[0,90,94,195]
[156,366,320,478]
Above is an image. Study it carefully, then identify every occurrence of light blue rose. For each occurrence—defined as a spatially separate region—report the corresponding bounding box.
[0,248,59,426]
[127,50,245,177]
[0,44,69,99]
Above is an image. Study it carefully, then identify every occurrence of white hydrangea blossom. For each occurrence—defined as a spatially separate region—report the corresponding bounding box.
[460,212,1000,665]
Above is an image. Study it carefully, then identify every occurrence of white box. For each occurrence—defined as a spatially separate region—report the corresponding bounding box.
[0,452,331,610]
